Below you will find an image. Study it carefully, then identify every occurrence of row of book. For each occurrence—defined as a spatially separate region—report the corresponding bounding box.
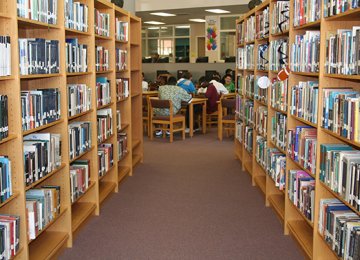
[69,121,92,160]
[325,27,360,75]
[98,143,114,177]
[70,160,90,203]
[116,78,129,101]
[270,79,288,112]
[245,15,255,43]
[94,9,110,37]
[244,100,254,126]
[26,186,61,240]
[256,106,268,137]
[256,7,269,40]
[116,110,122,131]
[321,88,360,142]
[0,157,12,204]
[237,75,244,97]
[68,84,91,117]
[271,1,289,35]
[271,112,287,151]
[66,38,88,73]
[290,31,320,73]
[0,36,11,77]
[0,96,8,141]
[287,126,317,174]
[235,121,243,143]
[244,126,253,154]
[323,0,360,17]
[293,0,320,27]
[237,22,245,45]
[290,81,319,124]
[244,74,254,99]
[265,147,286,190]
[269,39,288,72]
[319,199,360,259]
[23,133,62,186]
[118,132,128,161]
[257,43,269,71]
[288,170,315,222]
[21,89,61,131]
[320,143,360,211]
[235,94,244,117]
[19,38,60,75]
[97,108,113,143]
[17,0,57,25]
[254,76,268,104]
[65,0,88,32]
[96,77,111,108]
[115,19,128,42]
[95,46,109,72]
[116,49,127,71]
[255,136,267,170]
[0,214,20,259]
[236,45,255,70]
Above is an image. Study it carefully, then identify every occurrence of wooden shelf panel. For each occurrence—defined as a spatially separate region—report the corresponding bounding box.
[20,73,61,80]
[69,146,95,163]
[97,102,114,110]
[287,156,315,178]
[17,17,60,30]
[68,109,94,121]
[98,133,115,145]
[244,161,253,176]
[99,165,115,181]
[324,8,360,21]
[268,194,285,221]
[132,139,141,150]
[0,191,20,209]
[287,220,313,259]
[323,73,360,81]
[132,154,142,168]
[269,106,287,115]
[254,175,266,195]
[71,181,96,205]
[291,71,319,77]
[66,72,92,77]
[293,20,321,30]
[71,202,96,233]
[288,198,314,228]
[25,163,66,191]
[96,70,114,75]
[99,181,116,204]
[0,134,17,145]
[118,166,131,183]
[289,114,317,128]
[23,119,64,136]
[0,76,14,81]
[29,231,68,260]
[65,28,91,36]
[321,128,360,149]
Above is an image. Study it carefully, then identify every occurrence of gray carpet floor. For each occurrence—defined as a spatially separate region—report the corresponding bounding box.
[60,130,304,260]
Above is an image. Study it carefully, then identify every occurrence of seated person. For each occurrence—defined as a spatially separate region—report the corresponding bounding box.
[198,78,220,114]
[142,72,148,92]
[223,74,235,93]
[196,76,207,95]
[210,73,229,95]
[177,72,196,94]
[155,77,192,136]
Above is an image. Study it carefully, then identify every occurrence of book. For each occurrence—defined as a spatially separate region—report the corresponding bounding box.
[271,1,290,34]
[245,15,255,43]
[236,120,244,143]
[245,44,255,70]
[0,95,8,141]
[256,106,268,137]
[236,47,245,70]
[255,135,267,169]
[66,38,88,73]
[116,49,127,71]
[0,214,20,259]
[17,0,58,25]
[265,147,286,190]
[116,78,129,101]
[256,7,269,40]
[0,157,12,203]
[70,160,90,203]
[96,77,111,107]
[98,143,114,177]
[244,74,254,98]
[97,108,113,143]
[293,0,320,27]
[257,43,269,71]
[323,0,360,17]
[269,39,288,72]
[117,132,128,161]
[68,121,92,160]
[270,78,288,112]
[116,110,121,131]
[94,8,110,37]
[244,100,254,126]
[236,21,245,45]
[64,0,88,32]
[254,76,268,104]
[115,19,128,42]
[18,38,60,75]
[95,45,109,72]
[271,112,287,151]
[0,36,11,77]
[244,125,253,154]
[68,84,91,117]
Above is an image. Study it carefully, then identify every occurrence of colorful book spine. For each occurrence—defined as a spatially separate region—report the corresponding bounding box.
[115,49,127,71]
[96,77,111,107]
[68,84,91,117]
[17,0,58,24]
[256,7,269,40]
[256,106,268,137]
[245,15,256,42]
[68,121,92,160]
[65,38,88,73]
[95,45,109,72]
[265,147,286,190]
[270,78,288,112]
[271,112,287,151]
[94,9,110,37]
[0,36,11,77]
[269,39,288,72]
[116,78,129,101]
[271,1,290,34]
[70,160,90,203]
[117,132,128,161]
[293,0,321,27]
[64,0,88,32]
[115,19,128,42]
[98,143,114,177]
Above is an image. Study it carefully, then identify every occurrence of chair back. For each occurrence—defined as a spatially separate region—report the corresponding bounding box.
[149,98,174,119]
[221,98,236,109]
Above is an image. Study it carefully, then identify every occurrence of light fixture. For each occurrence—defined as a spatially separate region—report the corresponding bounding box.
[147,27,160,30]
[189,19,206,23]
[205,9,230,14]
[175,25,190,28]
[150,12,176,17]
[144,21,165,25]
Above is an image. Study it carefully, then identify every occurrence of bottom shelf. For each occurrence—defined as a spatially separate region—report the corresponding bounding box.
[71,202,97,233]
[268,194,285,221]
[244,161,252,176]
[287,220,313,259]
[254,175,266,194]
[29,231,69,260]
[118,166,131,183]
[132,154,142,168]
[99,181,116,204]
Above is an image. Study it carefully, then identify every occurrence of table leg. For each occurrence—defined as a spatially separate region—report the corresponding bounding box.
[189,103,194,137]
[202,101,206,134]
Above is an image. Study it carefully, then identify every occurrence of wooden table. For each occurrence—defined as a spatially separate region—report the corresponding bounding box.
[188,97,207,137]
[143,91,159,97]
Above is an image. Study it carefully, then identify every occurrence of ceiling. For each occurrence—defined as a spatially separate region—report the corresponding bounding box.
[136,5,249,25]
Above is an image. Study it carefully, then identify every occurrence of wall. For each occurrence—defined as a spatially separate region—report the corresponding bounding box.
[135,0,248,11]
[123,0,136,13]
[142,62,235,82]
[189,23,205,63]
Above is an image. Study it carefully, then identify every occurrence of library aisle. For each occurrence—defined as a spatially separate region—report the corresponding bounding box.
[60,130,303,259]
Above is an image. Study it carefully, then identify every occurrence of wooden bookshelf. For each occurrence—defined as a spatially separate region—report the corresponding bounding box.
[235,1,360,259]
[0,0,142,259]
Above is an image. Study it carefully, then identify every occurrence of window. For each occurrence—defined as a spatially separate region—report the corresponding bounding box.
[220,31,236,60]
[220,16,237,30]
[158,39,173,55]
[175,26,190,36]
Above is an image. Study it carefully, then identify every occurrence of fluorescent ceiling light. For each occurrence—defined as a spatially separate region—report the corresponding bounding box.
[150,12,176,17]
[189,19,206,23]
[147,27,160,30]
[176,25,190,28]
[144,21,165,25]
[205,9,230,14]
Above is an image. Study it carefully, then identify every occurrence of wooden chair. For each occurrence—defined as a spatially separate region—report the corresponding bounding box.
[149,99,186,142]
[218,98,236,141]
[206,111,218,129]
